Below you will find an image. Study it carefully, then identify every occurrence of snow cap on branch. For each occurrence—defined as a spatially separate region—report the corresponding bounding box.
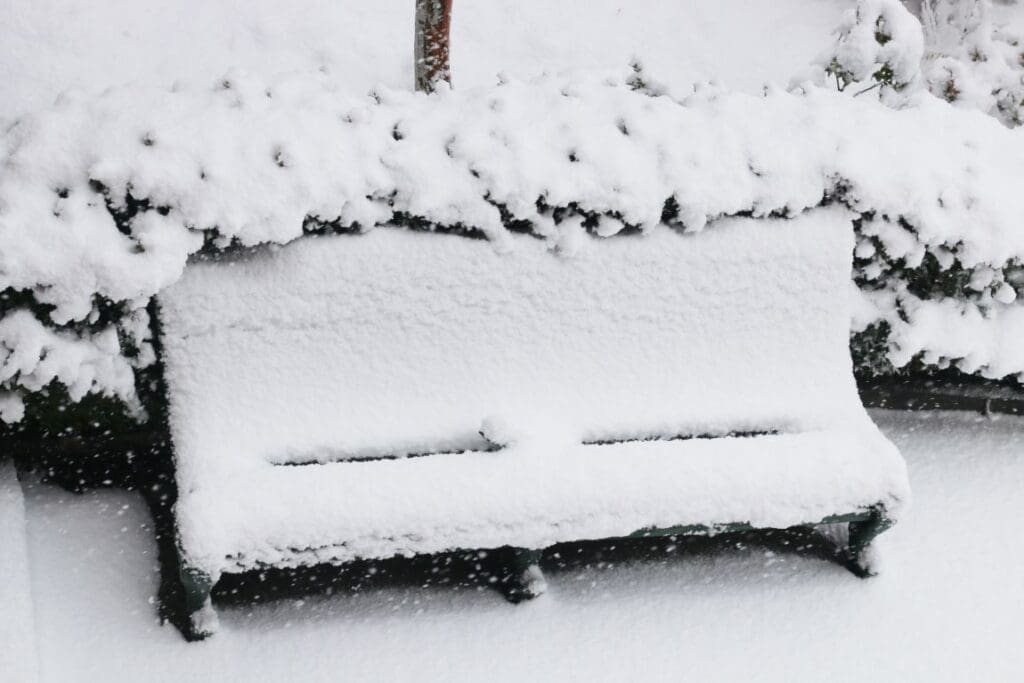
[816,0,925,98]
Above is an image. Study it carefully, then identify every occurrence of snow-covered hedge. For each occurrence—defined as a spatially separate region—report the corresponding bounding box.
[814,0,925,99]
[811,0,1024,127]
[922,0,1024,128]
[3,68,1024,421]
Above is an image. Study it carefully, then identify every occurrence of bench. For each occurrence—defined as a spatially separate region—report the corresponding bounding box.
[157,206,910,639]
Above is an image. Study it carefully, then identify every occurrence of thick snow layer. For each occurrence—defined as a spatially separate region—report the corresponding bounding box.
[6,62,1024,414]
[4,19,1024,417]
[177,432,906,575]
[887,293,1024,376]
[7,69,1024,317]
[0,311,138,423]
[0,462,38,683]
[159,209,907,576]
[12,410,1024,682]
[161,212,867,472]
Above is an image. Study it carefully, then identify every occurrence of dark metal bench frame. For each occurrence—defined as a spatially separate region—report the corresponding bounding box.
[177,504,892,640]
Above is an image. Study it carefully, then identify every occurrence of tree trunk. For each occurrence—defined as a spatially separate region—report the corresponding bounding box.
[414,0,453,93]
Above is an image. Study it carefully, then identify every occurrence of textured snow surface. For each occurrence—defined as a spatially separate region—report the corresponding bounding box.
[6,67,1024,318]
[888,294,1024,376]
[176,432,906,575]
[815,0,925,92]
[10,410,1023,682]
[0,310,136,407]
[6,61,1024,418]
[921,0,1024,127]
[0,462,38,683]
[159,210,908,575]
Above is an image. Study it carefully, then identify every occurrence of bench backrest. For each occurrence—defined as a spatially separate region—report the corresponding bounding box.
[159,207,868,478]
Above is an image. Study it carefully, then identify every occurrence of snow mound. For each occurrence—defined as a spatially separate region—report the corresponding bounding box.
[159,209,908,576]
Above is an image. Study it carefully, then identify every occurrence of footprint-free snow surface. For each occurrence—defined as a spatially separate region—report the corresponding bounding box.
[8,410,1024,682]
[0,462,38,683]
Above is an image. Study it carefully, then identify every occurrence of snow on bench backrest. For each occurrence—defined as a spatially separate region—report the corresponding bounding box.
[159,206,869,486]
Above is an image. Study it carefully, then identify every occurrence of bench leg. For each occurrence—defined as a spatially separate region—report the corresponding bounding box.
[494,547,547,603]
[180,566,219,640]
[844,507,893,578]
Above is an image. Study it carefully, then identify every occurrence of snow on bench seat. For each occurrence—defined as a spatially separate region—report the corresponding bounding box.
[158,207,909,581]
[178,431,904,573]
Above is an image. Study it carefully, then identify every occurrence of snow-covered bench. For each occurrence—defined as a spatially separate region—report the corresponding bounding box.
[157,206,909,639]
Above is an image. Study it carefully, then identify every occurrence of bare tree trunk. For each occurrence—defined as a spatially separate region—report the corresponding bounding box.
[414,0,453,93]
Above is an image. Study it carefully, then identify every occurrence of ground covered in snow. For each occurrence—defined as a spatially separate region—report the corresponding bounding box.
[4,410,1021,682]
[0,463,37,683]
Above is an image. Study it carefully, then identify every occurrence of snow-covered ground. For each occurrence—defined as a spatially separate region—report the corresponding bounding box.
[5,410,1021,682]
[0,463,38,683]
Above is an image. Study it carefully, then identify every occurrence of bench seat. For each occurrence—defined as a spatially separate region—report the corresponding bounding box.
[178,429,904,574]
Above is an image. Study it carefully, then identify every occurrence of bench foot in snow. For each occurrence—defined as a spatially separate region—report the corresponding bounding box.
[493,547,546,603]
[844,507,892,578]
[180,566,218,640]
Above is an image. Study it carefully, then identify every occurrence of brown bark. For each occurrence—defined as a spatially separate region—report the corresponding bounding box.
[414,0,453,92]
